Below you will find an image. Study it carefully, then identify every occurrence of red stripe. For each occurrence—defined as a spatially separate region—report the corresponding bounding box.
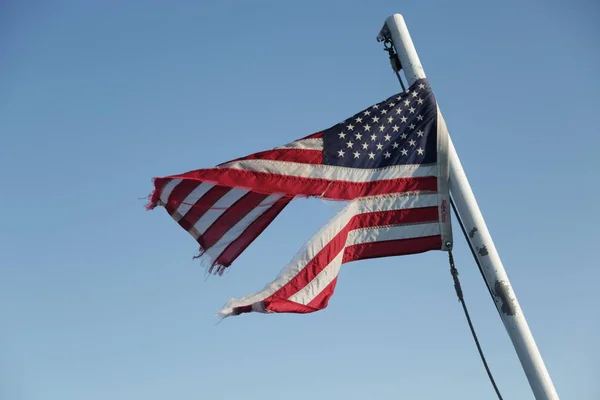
[353,207,439,228]
[166,168,437,200]
[215,197,292,267]
[164,180,200,214]
[235,148,322,164]
[262,298,319,314]
[268,208,438,301]
[201,192,269,249]
[176,186,230,233]
[216,144,322,167]
[342,235,442,264]
[296,131,323,140]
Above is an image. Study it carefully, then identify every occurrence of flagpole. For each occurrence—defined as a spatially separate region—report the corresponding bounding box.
[378,14,559,400]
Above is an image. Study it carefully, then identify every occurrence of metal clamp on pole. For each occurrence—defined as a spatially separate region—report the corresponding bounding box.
[383,41,405,91]
[377,28,405,91]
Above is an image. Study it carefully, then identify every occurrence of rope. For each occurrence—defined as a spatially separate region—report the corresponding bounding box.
[449,197,510,399]
[447,247,504,399]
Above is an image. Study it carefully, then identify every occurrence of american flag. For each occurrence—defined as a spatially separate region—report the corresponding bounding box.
[148,78,452,314]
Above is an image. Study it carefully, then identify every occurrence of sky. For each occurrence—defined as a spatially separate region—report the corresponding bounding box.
[1,1,599,399]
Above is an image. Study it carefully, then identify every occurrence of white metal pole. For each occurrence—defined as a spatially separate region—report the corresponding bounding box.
[379,14,559,400]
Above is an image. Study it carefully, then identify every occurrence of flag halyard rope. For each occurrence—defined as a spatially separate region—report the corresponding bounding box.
[446,228,504,400]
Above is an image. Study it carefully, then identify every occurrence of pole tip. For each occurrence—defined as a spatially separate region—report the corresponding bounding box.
[378,14,406,42]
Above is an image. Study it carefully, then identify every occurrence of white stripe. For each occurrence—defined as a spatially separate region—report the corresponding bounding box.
[276,138,323,150]
[202,194,283,260]
[287,251,344,305]
[218,159,437,182]
[218,193,440,315]
[192,188,249,235]
[347,222,440,245]
[350,193,439,214]
[174,183,215,220]
[160,179,182,204]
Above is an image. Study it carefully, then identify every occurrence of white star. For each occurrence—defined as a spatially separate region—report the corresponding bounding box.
[372,116,380,123]
[355,117,363,123]
[400,116,408,123]
[416,130,424,137]
[383,133,391,141]
[417,114,424,121]
[354,132,363,140]
[404,99,410,106]
[376,143,383,150]
[347,124,355,130]
[378,125,385,132]
[384,151,391,158]
[392,142,399,149]
[417,98,424,105]
[396,95,402,101]
[388,102,396,107]
[411,91,418,97]
[364,124,371,131]
[392,125,399,132]
[370,134,377,141]
[400,133,408,139]
[338,132,346,139]
[401,148,408,156]
[395,108,403,115]
[409,107,416,113]
[409,123,415,130]
[372,104,379,109]
[346,141,354,148]
[364,110,371,116]
[418,83,425,89]
[381,109,387,114]
[409,139,416,146]
[353,151,360,159]
[387,117,393,123]
[361,142,369,150]
[417,147,424,155]
[368,152,376,159]
[337,149,345,157]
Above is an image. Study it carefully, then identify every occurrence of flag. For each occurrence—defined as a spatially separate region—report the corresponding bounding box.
[148,78,452,297]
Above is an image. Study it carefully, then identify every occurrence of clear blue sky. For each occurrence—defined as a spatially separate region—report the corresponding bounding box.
[1,1,599,399]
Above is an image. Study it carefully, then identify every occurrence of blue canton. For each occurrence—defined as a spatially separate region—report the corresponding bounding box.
[322,79,437,168]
